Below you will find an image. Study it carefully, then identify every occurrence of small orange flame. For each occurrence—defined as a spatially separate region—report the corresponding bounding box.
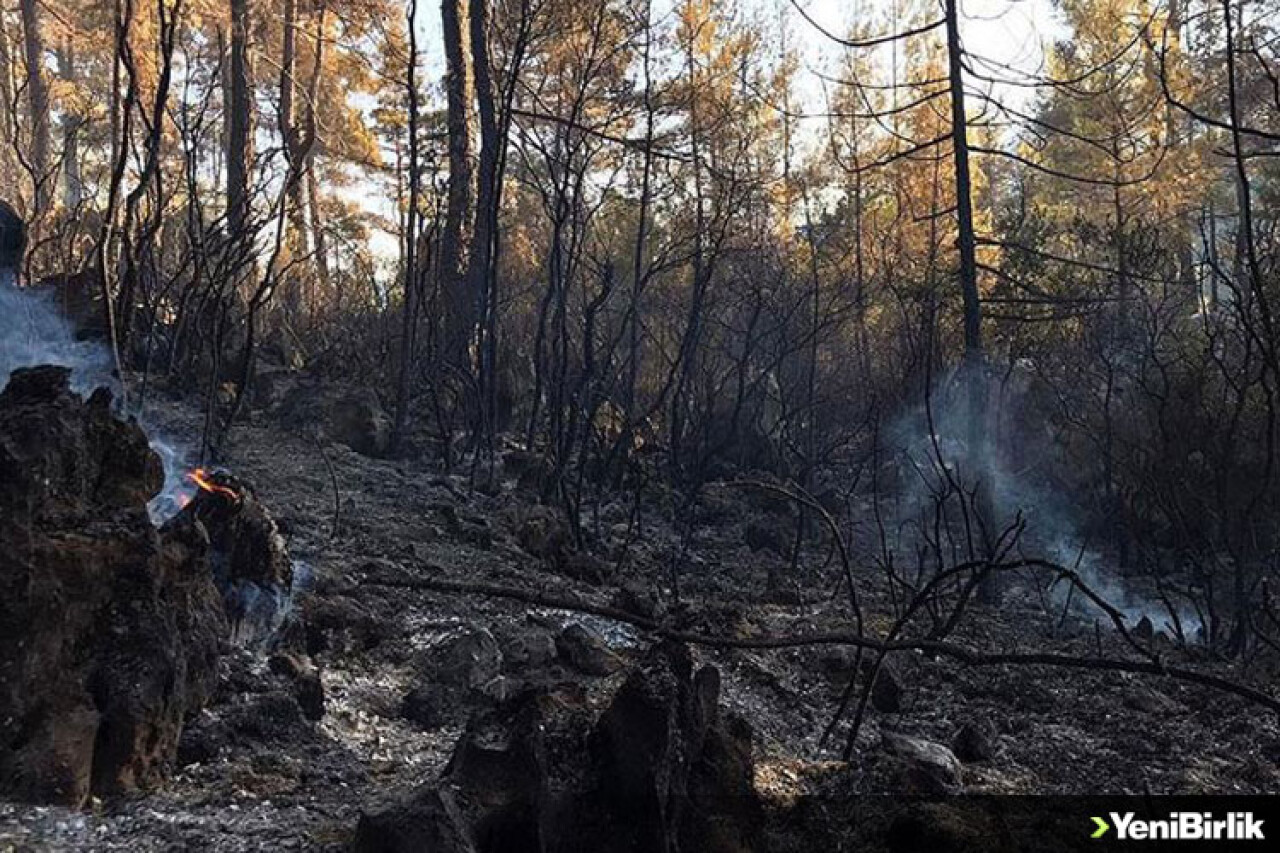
[187,468,240,502]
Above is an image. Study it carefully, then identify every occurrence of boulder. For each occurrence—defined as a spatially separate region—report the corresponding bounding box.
[556,623,623,677]
[354,788,477,853]
[303,593,392,655]
[882,732,963,794]
[590,643,761,852]
[493,623,557,675]
[275,381,390,457]
[423,628,504,692]
[814,652,902,712]
[0,367,226,807]
[610,582,660,621]
[178,650,323,765]
[401,628,504,729]
[0,366,162,521]
[562,551,610,585]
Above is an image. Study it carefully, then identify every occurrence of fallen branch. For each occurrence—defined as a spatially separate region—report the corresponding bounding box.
[359,565,1280,717]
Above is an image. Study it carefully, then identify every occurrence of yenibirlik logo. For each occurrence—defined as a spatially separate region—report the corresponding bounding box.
[1091,812,1265,841]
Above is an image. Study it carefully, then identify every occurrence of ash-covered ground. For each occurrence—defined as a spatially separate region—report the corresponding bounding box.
[2,387,1278,852]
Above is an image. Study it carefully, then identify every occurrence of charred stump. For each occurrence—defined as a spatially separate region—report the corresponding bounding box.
[175,467,295,647]
[355,641,763,853]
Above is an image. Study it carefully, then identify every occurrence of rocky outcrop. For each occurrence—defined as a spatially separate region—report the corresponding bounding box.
[357,641,763,853]
[0,366,226,807]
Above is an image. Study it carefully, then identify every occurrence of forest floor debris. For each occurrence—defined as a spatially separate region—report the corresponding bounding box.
[2,391,1278,850]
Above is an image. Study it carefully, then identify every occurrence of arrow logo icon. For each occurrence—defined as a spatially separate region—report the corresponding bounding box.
[1091,816,1111,839]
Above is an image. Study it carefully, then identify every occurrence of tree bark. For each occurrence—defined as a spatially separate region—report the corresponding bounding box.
[440,0,476,370]
[305,2,330,294]
[945,0,997,594]
[56,40,82,213]
[393,0,424,452]
[226,0,254,250]
[19,0,50,229]
[469,0,499,435]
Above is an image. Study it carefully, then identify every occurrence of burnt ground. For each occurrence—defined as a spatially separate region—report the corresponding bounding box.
[3,392,1280,851]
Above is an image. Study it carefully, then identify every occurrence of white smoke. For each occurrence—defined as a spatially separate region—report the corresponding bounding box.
[885,364,1202,640]
[0,271,193,522]
[0,270,113,392]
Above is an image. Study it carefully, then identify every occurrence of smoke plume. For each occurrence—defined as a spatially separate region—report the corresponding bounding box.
[0,270,193,521]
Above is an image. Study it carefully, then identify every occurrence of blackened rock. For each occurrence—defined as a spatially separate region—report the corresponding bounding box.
[745,517,791,556]
[422,628,503,693]
[365,686,590,852]
[556,623,623,677]
[587,642,762,852]
[882,732,963,794]
[512,504,571,563]
[0,366,163,522]
[0,371,225,807]
[303,594,392,655]
[268,652,326,721]
[359,642,763,853]
[493,624,557,675]
[863,659,904,714]
[610,582,659,621]
[223,691,308,742]
[401,686,448,730]
[401,628,504,729]
[178,472,293,645]
[176,713,232,767]
[562,551,610,585]
[354,788,478,853]
[331,389,391,457]
[951,720,996,764]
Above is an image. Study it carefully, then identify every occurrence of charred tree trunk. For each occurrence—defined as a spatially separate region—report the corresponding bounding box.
[305,3,330,295]
[945,0,997,596]
[56,40,82,215]
[469,0,499,446]
[441,0,476,372]
[19,0,50,248]
[226,0,254,254]
[392,0,424,454]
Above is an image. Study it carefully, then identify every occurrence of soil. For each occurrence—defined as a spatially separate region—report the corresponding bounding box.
[2,389,1278,851]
